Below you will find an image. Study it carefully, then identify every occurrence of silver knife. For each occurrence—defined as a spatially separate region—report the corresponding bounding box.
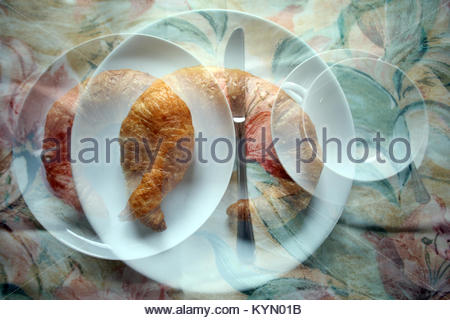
[224,27,255,263]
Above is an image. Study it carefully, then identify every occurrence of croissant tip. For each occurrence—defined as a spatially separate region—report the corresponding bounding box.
[147,220,166,232]
[136,210,167,232]
[156,221,167,232]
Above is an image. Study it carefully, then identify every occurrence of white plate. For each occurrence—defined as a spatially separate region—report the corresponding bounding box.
[115,10,353,293]
[71,34,235,260]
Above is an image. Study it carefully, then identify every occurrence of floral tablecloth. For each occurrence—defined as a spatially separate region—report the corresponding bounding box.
[0,0,449,299]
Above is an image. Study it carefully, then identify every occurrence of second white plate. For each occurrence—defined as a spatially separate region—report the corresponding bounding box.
[71,34,235,260]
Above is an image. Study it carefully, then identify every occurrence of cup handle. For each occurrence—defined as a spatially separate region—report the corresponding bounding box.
[282,81,307,104]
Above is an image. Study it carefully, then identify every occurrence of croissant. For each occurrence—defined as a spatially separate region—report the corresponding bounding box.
[120,66,322,231]
[119,79,194,231]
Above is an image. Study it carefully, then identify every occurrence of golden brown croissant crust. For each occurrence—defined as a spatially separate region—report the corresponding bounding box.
[120,79,195,231]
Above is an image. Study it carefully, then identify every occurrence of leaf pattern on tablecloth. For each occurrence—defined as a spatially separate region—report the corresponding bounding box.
[146,17,215,54]
[198,11,228,42]
[272,36,314,80]
[0,2,449,299]
[365,195,450,299]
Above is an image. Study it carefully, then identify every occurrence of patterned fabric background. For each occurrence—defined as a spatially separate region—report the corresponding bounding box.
[0,0,448,299]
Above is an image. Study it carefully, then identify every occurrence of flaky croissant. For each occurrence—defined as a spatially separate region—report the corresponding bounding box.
[120,79,194,231]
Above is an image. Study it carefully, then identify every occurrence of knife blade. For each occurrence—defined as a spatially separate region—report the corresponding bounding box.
[224,28,245,71]
[224,27,255,263]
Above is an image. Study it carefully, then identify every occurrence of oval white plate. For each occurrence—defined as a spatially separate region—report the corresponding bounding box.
[116,10,353,293]
[71,34,235,260]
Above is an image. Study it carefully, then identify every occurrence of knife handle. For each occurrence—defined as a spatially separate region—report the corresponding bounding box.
[234,120,255,263]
